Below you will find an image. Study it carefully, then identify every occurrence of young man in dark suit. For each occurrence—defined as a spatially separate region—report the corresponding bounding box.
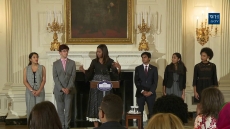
[95,94,125,129]
[134,52,158,127]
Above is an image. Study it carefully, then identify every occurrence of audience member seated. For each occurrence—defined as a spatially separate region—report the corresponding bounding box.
[152,94,188,124]
[217,102,230,129]
[194,87,224,129]
[94,94,125,129]
[28,101,62,129]
[146,113,184,129]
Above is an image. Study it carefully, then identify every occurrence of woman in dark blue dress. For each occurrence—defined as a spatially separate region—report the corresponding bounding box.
[79,44,121,127]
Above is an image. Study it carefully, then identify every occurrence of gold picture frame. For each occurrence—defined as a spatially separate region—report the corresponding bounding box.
[65,0,133,45]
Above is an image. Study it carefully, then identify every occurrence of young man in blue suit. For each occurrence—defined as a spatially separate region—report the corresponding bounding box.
[134,52,158,127]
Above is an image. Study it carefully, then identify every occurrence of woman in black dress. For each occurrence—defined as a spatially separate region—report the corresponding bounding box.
[193,47,218,103]
[79,44,121,127]
[163,53,187,100]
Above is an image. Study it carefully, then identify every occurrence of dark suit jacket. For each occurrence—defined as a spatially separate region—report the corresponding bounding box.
[163,65,186,90]
[134,64,158,97]
[94,121,126,129]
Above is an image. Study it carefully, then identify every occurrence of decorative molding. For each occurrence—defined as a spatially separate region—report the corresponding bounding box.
[182,0,187,59]
[5,118,27,125]
[0,95,8,116]
[194,0,212,7]
[220,0,230,78]
[166,0,183,63]
[38,0,62,4]
[46,51,164,70]
[0,116,6,122]
[137,0,157,4]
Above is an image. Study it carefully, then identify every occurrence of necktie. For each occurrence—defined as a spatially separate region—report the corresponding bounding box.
[62,59,66,71]
[145,66,148,75]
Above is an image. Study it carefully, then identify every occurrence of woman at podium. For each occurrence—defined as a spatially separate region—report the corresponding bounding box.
[79,44,121,127]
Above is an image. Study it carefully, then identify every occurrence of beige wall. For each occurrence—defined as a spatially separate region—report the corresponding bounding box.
[0,0,7,92]
[30,0,167,57]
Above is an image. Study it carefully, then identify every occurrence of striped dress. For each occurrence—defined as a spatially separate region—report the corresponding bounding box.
[25,65,45,119]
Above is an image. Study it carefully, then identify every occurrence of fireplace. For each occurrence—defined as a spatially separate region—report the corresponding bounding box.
[45,51,172,127]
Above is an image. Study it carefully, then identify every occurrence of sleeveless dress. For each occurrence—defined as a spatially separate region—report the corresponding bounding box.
[25,65,45,119]
[85,58,119,122]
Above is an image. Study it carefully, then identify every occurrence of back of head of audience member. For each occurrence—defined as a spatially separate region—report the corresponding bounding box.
[217,102,230,129]
[98,94,123,123]
[146,113,184,129]
[152,94,188,123]
[28,101,62,129]
[200,87,224,118]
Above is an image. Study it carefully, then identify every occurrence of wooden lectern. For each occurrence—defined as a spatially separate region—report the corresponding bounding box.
[90,81,120,96]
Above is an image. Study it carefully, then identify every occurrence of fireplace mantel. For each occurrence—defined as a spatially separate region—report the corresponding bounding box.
[46,51,164,70]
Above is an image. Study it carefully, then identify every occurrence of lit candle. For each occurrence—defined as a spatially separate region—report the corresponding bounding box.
[47,11,49,25]
[49,10,51,23]
[142,12,143,24]
[135,12,137,28]
[58,13,61,24]
[202,10,204,22]
[53,11,56,22]
[160,15,162,30]
[196,17,198,28]
[139,12,141,25]
[60,11,63,24]
[156,12,158,29]
[53,6,55,21]
[149,6,150,14]
[147,12,148,26]
[56,11,58,22]
[143,12,145,22]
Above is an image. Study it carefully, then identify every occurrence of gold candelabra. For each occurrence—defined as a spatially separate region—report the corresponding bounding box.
[137,19,150,51]
[47,17,63,51]
[196,19,217,46]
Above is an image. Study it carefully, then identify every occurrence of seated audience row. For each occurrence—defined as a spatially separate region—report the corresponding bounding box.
[27,89,230,129]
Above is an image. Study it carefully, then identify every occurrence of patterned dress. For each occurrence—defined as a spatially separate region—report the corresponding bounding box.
[193,62,218,102]
[194,115,217,129]
[85,58,119,122]
[166,72,182,97]
[25,65,45,120]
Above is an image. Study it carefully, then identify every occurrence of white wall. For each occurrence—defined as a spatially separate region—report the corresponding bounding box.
[0,0,7,92]
[30,0,167,55]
